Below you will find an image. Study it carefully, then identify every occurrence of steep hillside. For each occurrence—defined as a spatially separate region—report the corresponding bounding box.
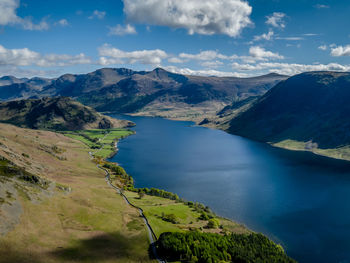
[0,68,287,121]
[0,123,152,263]
[199,96,260,130]
[0,97,133,130]
[226,71,350,160]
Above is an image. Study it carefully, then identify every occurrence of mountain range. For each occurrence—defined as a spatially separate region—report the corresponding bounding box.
[0,68,288,120]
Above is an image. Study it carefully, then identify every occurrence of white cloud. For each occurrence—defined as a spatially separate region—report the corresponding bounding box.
[0,65,60,78]
[249,46,284,60]
[266,12,286,29]
[276,36,303,41]
[314,4,330,9]
[109,24,137,36]
[98,44,168,65]
[200,60,224,68]
[122,0,252,37]
[232,61,350,75]
[168,57,184,64]
[88,10,106,20]
[253,30,274,41]
[318,45,327,51]
[56,19,69,27]
[0,44,92,67]
[330,45,350,57]
[0,0,49,30]
[179,50,236,61]
[164,66,248,77]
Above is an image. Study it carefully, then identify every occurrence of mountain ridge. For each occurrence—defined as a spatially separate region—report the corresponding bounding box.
[223,71,350,160]
[0,68,288,121]
[0,97,133,131]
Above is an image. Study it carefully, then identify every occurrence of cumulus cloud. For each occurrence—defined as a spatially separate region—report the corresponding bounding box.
[0,65,60,78]
[168,57,184,64]
[88,10,106,20]
[0,0,49,30]
[200,60,224,68]
[164,65,248,77]
[98,44,168,65]
[179,50,236,61]
[122,0,252,37]
[109,24,137,36]
[232,61,350,75]
[0,44,92,67]
[55,19,69,27]
[318,45,327,51]
[249,46,284,60]
[253,30,274,41]
[330,45,350,57]
[266,12,286,29]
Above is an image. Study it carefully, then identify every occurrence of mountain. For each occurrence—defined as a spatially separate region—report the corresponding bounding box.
[50,68,287,120]
[226,71,350,159]
[0,76,28,86]
[0,97,133,130]
[199,95,260,129]
[0,68,288,121]
[0,76,53,101]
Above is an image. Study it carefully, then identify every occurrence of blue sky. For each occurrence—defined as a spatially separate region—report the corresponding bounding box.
[0,0,349,78]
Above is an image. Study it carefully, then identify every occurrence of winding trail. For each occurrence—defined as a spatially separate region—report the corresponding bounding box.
[89,150,166,263]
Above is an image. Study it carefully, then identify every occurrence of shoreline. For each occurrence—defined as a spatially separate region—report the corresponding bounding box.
[114,112,350,163]
[104,124,286,246]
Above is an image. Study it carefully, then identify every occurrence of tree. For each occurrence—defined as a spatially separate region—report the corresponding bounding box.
[206,218,220,229]
[138,190,145,199]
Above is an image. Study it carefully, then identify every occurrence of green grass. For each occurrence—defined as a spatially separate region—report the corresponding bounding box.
[273,139,350,161]
[61,128,134,158]
[124,191,249,238]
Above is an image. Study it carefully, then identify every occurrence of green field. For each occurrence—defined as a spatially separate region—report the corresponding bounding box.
[124,191,249,238]
[62,128,134,158]
[273,139,350,161]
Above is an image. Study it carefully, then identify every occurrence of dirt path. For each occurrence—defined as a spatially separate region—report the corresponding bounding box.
[89,152,166,263]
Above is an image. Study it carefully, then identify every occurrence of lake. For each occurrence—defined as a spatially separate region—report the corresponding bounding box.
[110,115,350,263]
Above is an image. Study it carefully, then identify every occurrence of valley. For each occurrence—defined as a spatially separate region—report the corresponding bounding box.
[2,68,350,262]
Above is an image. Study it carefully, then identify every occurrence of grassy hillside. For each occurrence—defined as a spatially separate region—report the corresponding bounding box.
[61,128,134,158]
[0,121,296,262]
[226,71,350,161]
[0,97,133,131]
[0,123,153,263]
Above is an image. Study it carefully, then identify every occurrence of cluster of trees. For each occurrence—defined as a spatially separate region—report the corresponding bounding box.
[128,186,180,201]
[156,231,296,263]
[103,162,133,187]
[186,202,213,216]
[103,161,220,224]
[161,212,179,224]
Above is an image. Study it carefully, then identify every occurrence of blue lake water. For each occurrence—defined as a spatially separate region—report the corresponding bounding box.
[110,115,350,263]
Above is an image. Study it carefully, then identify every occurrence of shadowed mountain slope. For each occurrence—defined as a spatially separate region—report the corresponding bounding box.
[0,97,133,130]
[227,71,350,149]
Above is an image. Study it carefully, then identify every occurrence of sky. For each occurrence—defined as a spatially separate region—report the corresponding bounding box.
[0,0,350,78]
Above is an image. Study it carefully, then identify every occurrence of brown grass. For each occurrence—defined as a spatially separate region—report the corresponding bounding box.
[0,123,154,263]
